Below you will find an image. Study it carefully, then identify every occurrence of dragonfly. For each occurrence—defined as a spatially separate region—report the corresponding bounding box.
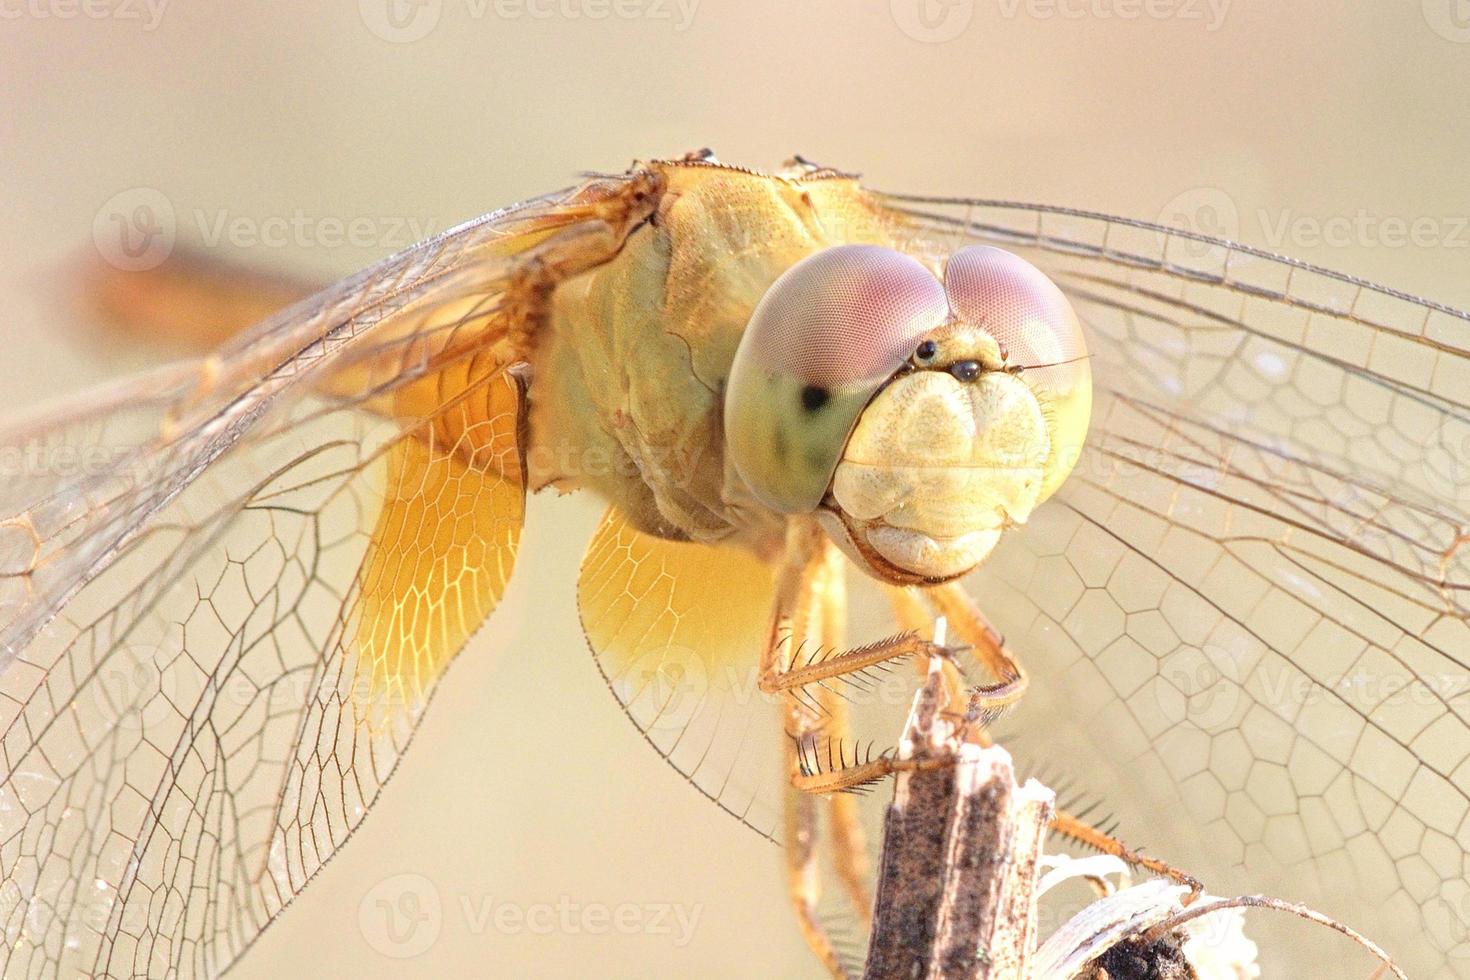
[0,151,1466,978]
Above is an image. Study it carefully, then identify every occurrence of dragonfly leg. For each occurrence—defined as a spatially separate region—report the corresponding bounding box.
[766,525,1026,973]
[776,526,857,979]
[823,767,872,919]
[880,581,1029,737]
[782,742,852,979]
[925,581,1029,731]
[885,584,974,728]
[813,545,873,922]
[1051,809,1203,902]
[761,529,977,790]
[760,630,943,701]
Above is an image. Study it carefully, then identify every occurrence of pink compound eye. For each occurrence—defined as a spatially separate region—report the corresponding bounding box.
[943,245,1088,388]
[738,244,950,390]
[725,244,951,514]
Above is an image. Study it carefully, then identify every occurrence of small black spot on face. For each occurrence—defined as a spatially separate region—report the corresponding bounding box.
[950,360,981,383]
[800,385,830,412]
[915,340,938,362]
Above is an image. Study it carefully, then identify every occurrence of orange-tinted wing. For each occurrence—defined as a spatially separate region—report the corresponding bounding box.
[875,192,1470,978]
[0,172,645,978]
[578,507,785,839]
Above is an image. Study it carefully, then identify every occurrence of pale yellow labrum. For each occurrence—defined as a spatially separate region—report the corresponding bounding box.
[831,368,1048,578]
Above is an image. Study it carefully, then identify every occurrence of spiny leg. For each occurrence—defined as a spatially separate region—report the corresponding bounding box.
[783,741,845,977]
[884,584,970,718]
[812,543,873,922]
[878,582,1028,741]
[919,587,1200,890]
[771,526,953,976]
[924,581,1028,733]
[763,536,971,790]
[1051,809,1203,901]
[776,524,849,978]
[771,532,1051,973]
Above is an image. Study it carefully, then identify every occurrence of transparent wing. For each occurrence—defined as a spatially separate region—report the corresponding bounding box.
[877,192,1470,978]
[577,507,785,840]
[0,180,594,659]
[0,173,642,978]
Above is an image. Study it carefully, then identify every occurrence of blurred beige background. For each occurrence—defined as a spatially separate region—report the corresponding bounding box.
[3,1,1470,976]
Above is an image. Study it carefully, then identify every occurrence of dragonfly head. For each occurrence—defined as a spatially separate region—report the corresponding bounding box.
[725,243,1091,584]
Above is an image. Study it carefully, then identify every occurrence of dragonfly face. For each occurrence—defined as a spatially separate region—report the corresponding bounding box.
[1,154,1467,979]
[724,241,1094,583]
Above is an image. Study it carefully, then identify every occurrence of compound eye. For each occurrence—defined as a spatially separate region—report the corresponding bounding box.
[943,245,1087,385]
[943,245,1092,502]
[725,244,950,513]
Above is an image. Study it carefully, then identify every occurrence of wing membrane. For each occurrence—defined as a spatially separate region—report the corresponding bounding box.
[578,507,783,840]
[877,192,1470,977]
[0,173,638,977]
[0,181,590,663]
